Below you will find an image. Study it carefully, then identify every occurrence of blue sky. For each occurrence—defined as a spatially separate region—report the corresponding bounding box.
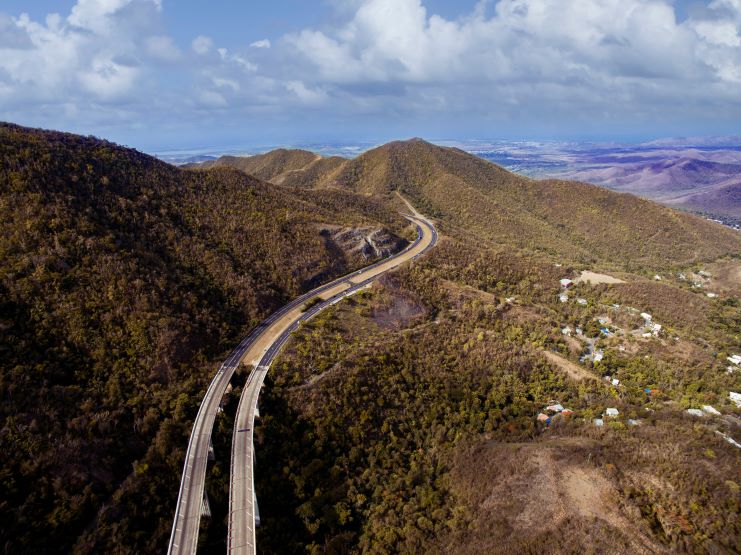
[1,0,739,151]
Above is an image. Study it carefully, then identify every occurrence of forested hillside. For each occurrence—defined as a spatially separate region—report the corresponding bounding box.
[205,139,741,270]
[0,123,408,552]
[254,237,741,555]
[197,139,741,554]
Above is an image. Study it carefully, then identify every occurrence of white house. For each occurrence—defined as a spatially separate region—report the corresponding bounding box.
[560,278,574,287]
[605,408,619,417]
[640,312,652,321]
[702,405,721,416]
[686,408,704,417]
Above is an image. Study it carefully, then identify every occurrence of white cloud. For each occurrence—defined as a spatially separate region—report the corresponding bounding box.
[250,39,271,49]
[0,0,739,145]
[285,80,327,104]
[147,34,181,61]
[192,35,213,54]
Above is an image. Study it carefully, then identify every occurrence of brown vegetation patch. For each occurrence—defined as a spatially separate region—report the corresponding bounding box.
[705,258,741,296]
[441,279,498,307]
[447,438,665,554]
[608,281,711,329]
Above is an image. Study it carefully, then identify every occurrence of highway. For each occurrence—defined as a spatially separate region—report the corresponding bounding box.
[168,200,437,555]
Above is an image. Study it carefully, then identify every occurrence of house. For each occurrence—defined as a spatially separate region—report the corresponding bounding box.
[611,378,620,386]
[594,418,604,427]
[577,298,588,305]
[640,312,652,321]
[628,419,640,426]
[642,332,652,338]
[600,327,611,335]
[654,275,662,281]
[728,354,741,366]
[575,327,583,335]
[605,408,619,417]
[562,326,572,336]
[707,293,718,298]
[562,409,574,416]
[612,303,621,309]
[560,278,574,287]
[546,403,564,413]
[702,405,721,416]
[537,413,551,423]
[559,294,569,303]
[593,350,604,362]
[686,408,704,417]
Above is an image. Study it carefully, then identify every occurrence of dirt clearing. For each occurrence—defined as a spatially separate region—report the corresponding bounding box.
[576,270,626,285]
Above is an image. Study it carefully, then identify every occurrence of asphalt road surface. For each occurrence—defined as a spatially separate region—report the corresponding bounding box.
[168,202,437,555]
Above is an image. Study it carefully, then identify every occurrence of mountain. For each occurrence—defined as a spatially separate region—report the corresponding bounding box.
[206,138,741,270]
[0,123,409,552]
[185,148,346,186]
[560,156,741,220]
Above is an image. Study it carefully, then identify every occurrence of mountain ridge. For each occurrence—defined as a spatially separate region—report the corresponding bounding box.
[194,138,740,271]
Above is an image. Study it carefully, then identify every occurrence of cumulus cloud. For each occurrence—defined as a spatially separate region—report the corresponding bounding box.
[192,35,213,54]
[0,0,739,146]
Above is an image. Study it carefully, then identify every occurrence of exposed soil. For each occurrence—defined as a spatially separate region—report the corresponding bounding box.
[577,270,627,285]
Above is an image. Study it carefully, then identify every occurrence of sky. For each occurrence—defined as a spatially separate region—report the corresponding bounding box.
[0,0,739,151]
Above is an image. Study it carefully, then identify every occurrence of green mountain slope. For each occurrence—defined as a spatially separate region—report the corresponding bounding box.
[0,123,408,552]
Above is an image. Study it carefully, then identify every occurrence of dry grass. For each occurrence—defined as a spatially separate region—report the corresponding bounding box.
[543,351,600,382]
[446,438,666,554]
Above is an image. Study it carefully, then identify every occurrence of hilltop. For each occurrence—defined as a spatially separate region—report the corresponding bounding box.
[199,138,741,271]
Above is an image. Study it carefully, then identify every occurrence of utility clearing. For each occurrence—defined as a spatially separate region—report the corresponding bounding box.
[542,351,599,382]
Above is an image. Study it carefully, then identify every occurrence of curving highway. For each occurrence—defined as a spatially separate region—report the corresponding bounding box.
[168,200,437,555]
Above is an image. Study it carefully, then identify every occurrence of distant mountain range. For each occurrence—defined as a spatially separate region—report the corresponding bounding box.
[556,149,741,223]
